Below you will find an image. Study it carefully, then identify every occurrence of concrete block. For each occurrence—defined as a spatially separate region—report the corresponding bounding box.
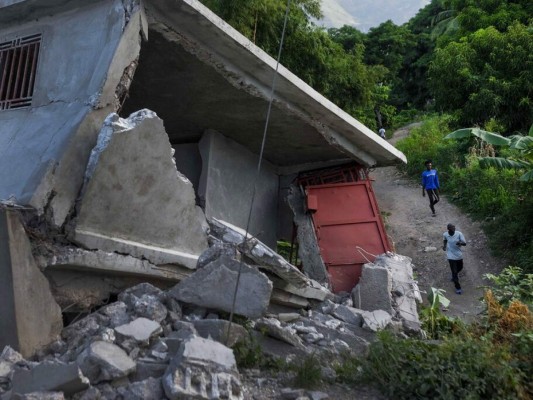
[116,377,164,400]
[192,320,249,348]
[351,263,393,314]
[133,295,167,323]
[331,305,363,326]
[76,341,136,384]
[99,302,130,328]
[162,336,243,400]
[287,186,329,285]
[374,253,421,327]
[73,110,208,268]
[210,219,310,288]
[361,310,393,332]
[0,209,63,357]
[254,319,304,349]
[115,318,162,344]
[10,361,89,396]
[169,256,272,319]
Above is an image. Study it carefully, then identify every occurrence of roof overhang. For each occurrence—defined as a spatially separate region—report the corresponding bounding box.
[125,0,406,168]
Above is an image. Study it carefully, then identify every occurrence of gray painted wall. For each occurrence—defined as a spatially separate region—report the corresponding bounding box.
[199,130,279,248]
[173,143,202,194]
[0,0,126,204]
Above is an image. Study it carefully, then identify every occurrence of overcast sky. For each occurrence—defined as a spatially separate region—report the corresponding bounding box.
[318,0,431,32]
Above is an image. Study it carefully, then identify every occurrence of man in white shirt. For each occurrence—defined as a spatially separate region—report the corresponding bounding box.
[443,223,467,294]
[378,127,386,139]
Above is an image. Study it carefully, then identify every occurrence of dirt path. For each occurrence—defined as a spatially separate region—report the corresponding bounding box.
[371,125,506,322]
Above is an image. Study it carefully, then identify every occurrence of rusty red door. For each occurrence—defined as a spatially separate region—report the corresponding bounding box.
[307,181,390,293]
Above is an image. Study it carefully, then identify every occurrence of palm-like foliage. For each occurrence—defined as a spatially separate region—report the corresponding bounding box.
[445,126,533,182]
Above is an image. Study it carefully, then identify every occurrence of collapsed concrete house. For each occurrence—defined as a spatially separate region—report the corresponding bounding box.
[0,0,408,359]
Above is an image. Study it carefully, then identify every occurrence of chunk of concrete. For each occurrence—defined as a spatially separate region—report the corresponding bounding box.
[11,392,65,400]
[115,318,162,344]
[373,253,421,328]
[287,186,329,285]
[45,248,190,282]
[270,289,310,309]
[10,361,89,396]
[331,305,363,326]
[192,320,249,348]
[116,377,164,400]
[99,302,130,328]
[133,295,168,323]
[169,256,272,319]
[76,341,136,384]
[361,310,393,332]
[351,264,393,314]
[209,219,310,288]
[254,319,304,349]
[162,336,242,400]
[0,209,63,357]
[269,275,331,302]
[73,110,208,269]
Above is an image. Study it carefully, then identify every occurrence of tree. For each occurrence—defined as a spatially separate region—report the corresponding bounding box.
[429,23,533,132]
[445,126,533,181]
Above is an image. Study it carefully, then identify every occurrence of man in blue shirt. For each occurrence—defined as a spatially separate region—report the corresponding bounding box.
[422,160,440,216]
[443,223,467,294]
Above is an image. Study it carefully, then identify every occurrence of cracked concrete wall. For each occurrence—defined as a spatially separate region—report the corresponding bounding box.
[199,130,279,248]
[0,0,145,228]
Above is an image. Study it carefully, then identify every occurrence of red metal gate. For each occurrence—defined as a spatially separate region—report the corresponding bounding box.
[306,181,391,293]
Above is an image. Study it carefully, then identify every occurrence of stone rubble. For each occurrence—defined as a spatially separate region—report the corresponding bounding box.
[1,214,421,399]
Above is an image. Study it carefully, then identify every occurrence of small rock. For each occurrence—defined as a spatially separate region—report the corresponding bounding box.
[115,318,163,344]
[77,341,136,384]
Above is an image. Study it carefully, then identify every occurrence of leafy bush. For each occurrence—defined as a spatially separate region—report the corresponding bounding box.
[360,331,522,400]
[484,266,533,307]
[420,287,464,339]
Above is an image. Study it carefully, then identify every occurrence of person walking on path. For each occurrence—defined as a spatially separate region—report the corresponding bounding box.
[422,160,440,216]
[378,127,386,139]
[443,223,467,294]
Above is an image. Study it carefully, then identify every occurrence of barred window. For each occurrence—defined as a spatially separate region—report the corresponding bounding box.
[0,33,41,110]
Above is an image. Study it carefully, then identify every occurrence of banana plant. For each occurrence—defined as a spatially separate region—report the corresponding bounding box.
[445,125,533,182]
[420,287,451,339]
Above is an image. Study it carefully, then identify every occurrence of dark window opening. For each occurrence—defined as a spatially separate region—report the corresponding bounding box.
[0,33,41,110]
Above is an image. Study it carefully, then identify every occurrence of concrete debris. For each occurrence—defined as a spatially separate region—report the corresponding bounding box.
[10,361,89,396]
[254,319,304,349]
[352,264,393,315]
[0,251,420,398]
[169,256,272,319]
[162,337,243,400]
[209,218,311,288]
[373,253,422,332]
[74,110,208,269]
[11,392,65,400]
[286,186,329,286]
[361,310,393,332]
[115,318,162,345]
[77,341,136,384]
[192,320,249,348]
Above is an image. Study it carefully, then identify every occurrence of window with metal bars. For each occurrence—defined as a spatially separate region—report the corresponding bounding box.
[0,33,41,110]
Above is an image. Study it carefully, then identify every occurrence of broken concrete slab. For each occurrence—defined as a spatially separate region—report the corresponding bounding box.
[115,318,163,345]
[116,377,164,400]
[270,289,310,309]
[373,253,422,328]
[331,305,363,327]
[76,341,136,384]
[192,320,249,348]
[73,110,208,269]
[169,256,272,319]
[44,247,190,281]
[162,336,243,400]
[254,319,304,349]
[210,218,310,288]
[361,310,393,332]
[10,361,89,396]
[287,186,329,286]
[269,275,332,302]
[352,263,393,315]
[0,208,63,358]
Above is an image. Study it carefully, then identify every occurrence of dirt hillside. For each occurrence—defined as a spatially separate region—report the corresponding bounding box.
[371,125,506,322]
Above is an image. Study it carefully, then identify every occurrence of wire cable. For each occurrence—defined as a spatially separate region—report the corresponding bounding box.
[225,0,293,345]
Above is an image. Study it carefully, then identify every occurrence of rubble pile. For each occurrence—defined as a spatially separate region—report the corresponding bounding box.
[0,219,421,399]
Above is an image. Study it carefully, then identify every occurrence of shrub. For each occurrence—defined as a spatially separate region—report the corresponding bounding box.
[360,331,522,400]
[290,353,322,389]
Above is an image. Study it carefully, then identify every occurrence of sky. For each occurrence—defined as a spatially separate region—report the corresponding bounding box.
[318,0,431,32]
